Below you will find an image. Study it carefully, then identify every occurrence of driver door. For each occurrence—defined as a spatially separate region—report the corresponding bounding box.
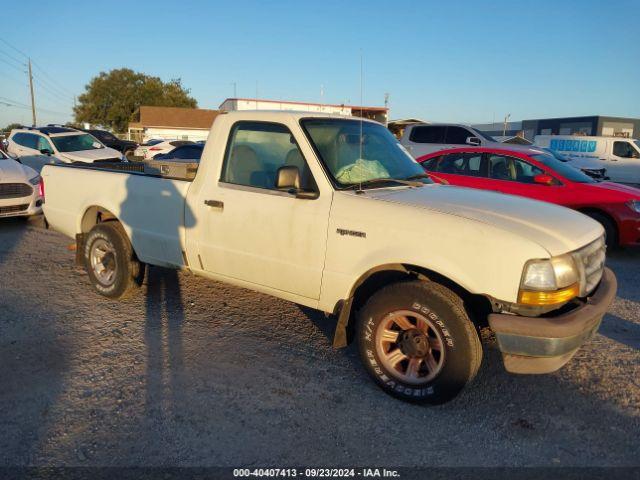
[607,140,640,184]
[193,121,331,300]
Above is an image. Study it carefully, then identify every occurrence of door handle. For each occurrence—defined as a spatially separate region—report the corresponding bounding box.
[204,199,224,209]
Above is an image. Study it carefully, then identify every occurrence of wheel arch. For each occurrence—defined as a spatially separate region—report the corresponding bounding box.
[576,207,619,244]
[77,205,139,265]
[332,263,491,348]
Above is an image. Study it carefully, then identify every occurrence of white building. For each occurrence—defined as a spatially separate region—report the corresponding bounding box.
[219,98,389,124]
[128,106,220,143]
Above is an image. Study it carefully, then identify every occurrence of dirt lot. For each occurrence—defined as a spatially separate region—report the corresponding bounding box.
[0,217,639,467]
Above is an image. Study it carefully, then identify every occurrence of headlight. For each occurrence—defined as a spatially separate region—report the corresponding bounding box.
[28,175,41,185]
[626,200,640,214]
[519,254,580,306]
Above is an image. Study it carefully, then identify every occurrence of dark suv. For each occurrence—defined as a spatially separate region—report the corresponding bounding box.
[81,129,138,156]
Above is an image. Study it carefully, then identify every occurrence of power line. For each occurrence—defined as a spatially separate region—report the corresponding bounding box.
[0,36,29,60]
[0,48,26,68]
[32,72,74,101]
[0,56,26,73]
[31,60,75,97]
[33,77,74,104]
[0,96,30,108]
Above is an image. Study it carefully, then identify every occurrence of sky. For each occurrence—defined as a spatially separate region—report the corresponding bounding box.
[1,0,639,129]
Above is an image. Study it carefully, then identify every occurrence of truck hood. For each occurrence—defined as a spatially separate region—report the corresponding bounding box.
[0,158,37,182]
[365,185,602,255]
[57,147,121,163]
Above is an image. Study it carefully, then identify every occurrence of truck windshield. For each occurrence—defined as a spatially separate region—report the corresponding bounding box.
[531,153,596,183]
[301,118,432,189]
[52,134,104,152]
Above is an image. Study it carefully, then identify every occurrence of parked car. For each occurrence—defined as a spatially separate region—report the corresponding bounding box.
[398,123,499,158]
[80,128,138,157]
[418,146,640,247]
[133,140,195,160]
[534,134,640,185]
[0,149,43,218]
[7,126,123,171]
[42,111,615,404]
[153,143,204,161]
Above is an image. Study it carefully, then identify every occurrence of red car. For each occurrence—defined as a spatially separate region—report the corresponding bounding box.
[418,147,640,247]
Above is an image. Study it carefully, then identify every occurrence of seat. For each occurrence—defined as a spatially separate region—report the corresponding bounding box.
[227,145,262,186]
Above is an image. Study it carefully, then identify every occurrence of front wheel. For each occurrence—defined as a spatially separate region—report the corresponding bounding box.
[84,222,144,299]
[357,280,482,404]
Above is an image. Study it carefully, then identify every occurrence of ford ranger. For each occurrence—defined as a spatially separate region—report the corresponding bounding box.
[41,111,617,404]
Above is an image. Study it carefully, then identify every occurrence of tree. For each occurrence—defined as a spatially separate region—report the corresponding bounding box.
[73,68,197,132]
[3,123,22,132]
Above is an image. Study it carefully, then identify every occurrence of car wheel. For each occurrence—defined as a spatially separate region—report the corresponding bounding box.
[357,280,482,404]
[84,222,145,299]
[123,148,135,159]
[585,211,618,248]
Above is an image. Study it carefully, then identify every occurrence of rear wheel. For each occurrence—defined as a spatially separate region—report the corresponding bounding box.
[356,280,482,404]
[585,211,618,248]
[84,222,144,299]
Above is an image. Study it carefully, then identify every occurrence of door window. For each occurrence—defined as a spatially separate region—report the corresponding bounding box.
[445,127,474,145]
[221,122,314,191]
[429,152,485,176]
[36,136,53,152]
[409,126,446,144]
[613,141,639,158]
[488,154,543,183]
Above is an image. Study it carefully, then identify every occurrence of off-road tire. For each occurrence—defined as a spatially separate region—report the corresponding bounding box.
[356,280,482,404]
[84,222,144,299]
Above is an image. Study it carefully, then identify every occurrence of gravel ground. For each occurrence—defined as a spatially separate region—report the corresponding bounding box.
[0,217,638,467]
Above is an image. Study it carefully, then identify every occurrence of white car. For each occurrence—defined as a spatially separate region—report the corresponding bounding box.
[7,126,123,171]
[133,139,195,160]
[0,149,43,218]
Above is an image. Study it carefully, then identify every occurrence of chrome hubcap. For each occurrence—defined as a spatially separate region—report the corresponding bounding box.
[375,310,445,385]
[90,238,116,286]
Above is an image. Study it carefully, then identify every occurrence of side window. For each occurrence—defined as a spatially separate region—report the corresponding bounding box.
[488,154,543,183]
[422,156,442,172]
[173,146,202,160]
[409,126,446,144]
[613,141,638,158]
[221,122,315,191]
[13,133,36,149]
[36,136,53,152]
[430,153,484,176]
[445,127,473,145]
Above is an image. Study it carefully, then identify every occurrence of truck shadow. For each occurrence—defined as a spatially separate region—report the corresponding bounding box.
[599,313,640,351]
[144,266,186,422]
[117,174,195,432]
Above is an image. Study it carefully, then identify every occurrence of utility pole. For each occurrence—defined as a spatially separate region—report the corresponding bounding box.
[384,92,390,127]
[503,113,511,136]
[28,58,36,126]
[232,82,237,98]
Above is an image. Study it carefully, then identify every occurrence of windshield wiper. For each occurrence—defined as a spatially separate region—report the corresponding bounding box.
[342,177,424,191]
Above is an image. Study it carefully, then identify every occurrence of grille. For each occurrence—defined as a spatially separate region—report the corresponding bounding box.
[0,204,29,216]
[572,236,606,296]
[0,183,33,199]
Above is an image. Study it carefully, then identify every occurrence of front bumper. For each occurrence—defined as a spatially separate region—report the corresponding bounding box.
[488,267,617,374]
[0,194,42,218]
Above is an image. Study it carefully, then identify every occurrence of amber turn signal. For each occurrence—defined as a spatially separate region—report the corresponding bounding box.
[518,283,580,306]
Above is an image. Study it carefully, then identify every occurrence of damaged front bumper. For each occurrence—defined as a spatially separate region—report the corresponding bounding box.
[488,267,617,374]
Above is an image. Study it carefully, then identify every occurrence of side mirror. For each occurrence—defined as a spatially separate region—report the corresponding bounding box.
[40,149,52,156]
[533,174,555,186]
[275,166,316,199]
[466,136,481,146]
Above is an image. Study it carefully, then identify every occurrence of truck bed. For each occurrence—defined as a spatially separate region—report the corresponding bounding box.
[42,162,191,269]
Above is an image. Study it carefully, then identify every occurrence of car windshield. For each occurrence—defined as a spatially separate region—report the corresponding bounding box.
[143,139,163,146]
[531,153,596,183]
[301,118,432,189]
[52,134,104,152]
[470,128,496,142]
[94,130,117,141]
[634,140,640,152]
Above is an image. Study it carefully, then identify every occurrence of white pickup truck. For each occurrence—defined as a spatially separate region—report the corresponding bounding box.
[42,111,617,404]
